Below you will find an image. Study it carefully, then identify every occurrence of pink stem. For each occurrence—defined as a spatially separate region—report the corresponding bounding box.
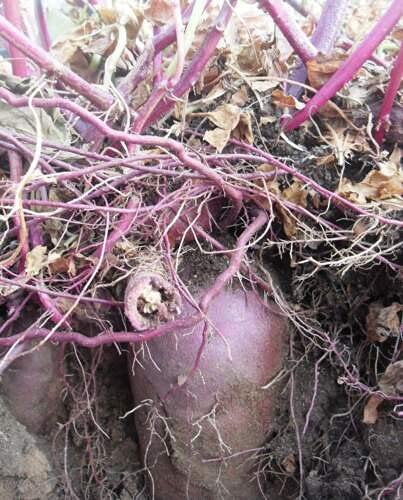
[0,87,243,212]
[259,0,317,63]
[143,0,237,128]
[0,274,122,307]
[231,138,403,228]
[284,0,403,130]
[35,0,51,51]
[311,0,350,55]
[93,196,139,257]
[0,14,113,109]
[0,315,201,347]
[8,151,29,269]
[3,0,31,77]
[374,41,403,145]
[30,223,71,326]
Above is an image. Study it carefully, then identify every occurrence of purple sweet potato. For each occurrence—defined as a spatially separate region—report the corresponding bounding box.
[129,286,286,499]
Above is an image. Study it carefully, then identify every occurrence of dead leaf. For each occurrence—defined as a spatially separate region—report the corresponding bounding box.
[48,255,77,277]
[338,161,403,203]
[207,104,241,131]
[231,86,249,106]
[144,0,175,25]
[282,182,308,207]
[307,54,348,89]
[250,80,278,93]
[203,128,231,152]
[379,360,403,396]
[277,205,297,238]
[271,89,299,109]
[281,453,296,474]
[363,394,383,424]
[366,302,403,342]
[25,246,48,277]
[233,113,254,144]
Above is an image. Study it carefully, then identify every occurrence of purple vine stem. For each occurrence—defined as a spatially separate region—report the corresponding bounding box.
[35,0,51,51]
[284,0,313,20]
[0,14,113,110]
[259,0,318,63]
[284,0,403,131]
[3,0,31,77]
[143,0,237,129]
[311,0,350,55]
[1,86,402,228]
[287,0,350,97]
[374,40,403,145]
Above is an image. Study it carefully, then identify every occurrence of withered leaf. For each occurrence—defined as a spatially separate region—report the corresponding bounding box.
[233,113,254,144]
[25,246,48,277]
[363,394,383,424]
[144,0,175,25]
[379,360,403,396]
[366,302,403,342]
[271,89,299,109]
[282,182,308,208]
[307,54,348,89]
[338,161,403,203]
[203,128,231,153]
[207,104,241,131]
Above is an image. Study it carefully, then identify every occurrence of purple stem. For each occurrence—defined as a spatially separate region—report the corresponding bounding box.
[0,316,201,347]
[0,88,243,211]
[3,0,31,77]
[284,0,314,20]
[30,223,71,326]
[374,41,403,145]
[35,0,51,51]
[143,0,237,129]
[259,0,317,63]
[0,14,113,109]
[288,0,350,97]
[93,197,139,257]
[153,0,199,54]
[284,0,403,130]
[311,0,350,55]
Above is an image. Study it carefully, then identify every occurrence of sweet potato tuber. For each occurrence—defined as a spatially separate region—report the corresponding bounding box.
[129,286,286,499]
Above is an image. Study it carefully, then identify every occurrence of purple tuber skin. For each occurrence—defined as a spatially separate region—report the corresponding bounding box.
[125,273,182,331]
[129,287,287,499]
[284,0,403,131]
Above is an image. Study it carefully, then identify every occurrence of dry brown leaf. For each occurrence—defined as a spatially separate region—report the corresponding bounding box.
[379,360,403,396]
[338,161,403,203]
[233,113,254,144]
[277,205,297,238]
[203,128,231,152]
[392,27,403,41]
[250,80,279,93]
[144,0,175,25]
[307,54,348,89]
[363,394,383,424]
[366,302,403,342]
[282,182,308,207]
[281,453,296,474]
[271,89,299,109]
[231,86,249,106]
[26,246,48,277]
[207,104,241,131]
[49,255,77,277]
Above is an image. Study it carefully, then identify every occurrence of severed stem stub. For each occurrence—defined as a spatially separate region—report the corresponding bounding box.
[124,273,182,331]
